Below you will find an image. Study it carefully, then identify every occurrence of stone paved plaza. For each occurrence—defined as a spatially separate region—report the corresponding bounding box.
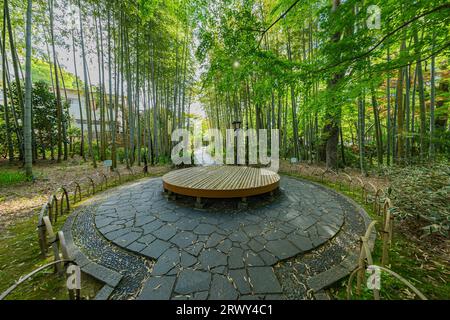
[64,175,373,300]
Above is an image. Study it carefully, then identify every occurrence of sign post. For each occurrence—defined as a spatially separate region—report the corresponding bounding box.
[103,160,112,173]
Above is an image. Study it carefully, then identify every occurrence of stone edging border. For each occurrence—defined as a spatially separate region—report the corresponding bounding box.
[63,200,123,300]
[298,177,376,300]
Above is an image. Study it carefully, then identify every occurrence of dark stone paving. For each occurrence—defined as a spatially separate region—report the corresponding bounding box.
[85,176,349,299]
[64,175,373,299]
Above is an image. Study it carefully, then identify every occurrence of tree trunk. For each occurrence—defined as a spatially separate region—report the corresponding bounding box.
[429,33,436,159]
[358,95,366,175]
[71,29,85,160]
[413,31,427,160]
[1,26,14,161]
[371,87,383,165]
[323,0,342,169]
[78,0,96,168]
[24,0,33,177]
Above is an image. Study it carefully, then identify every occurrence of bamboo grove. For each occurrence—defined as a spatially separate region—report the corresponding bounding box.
[0,0,449,178]
[195,0,449,172]
[1,0,196,176]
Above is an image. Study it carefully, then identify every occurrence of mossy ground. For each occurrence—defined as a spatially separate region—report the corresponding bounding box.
[0,212,102,300]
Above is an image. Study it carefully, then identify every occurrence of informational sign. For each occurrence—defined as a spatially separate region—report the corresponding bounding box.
[103,160,112,167]
[290,157,298,164]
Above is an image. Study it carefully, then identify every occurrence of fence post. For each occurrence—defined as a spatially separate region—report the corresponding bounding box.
[356,221,377,296]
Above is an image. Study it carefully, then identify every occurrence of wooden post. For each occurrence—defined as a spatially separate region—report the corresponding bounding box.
[195,197,204,209]
[239,197,248,209]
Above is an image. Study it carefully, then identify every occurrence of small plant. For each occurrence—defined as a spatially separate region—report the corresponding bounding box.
[0,171,28,186]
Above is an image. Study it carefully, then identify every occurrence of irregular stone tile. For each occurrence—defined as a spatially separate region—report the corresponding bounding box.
[175,218,199,231]
[184,242,204,257]
[209,274,238,300]
[142,220,165,234]
[159,211,181,223]
[201,216,220,225]
[211,266,227,274]
[242,214,262,223]
[135,215,156,227]
[220,220,241,232]
[263,229,286,241]
[166,266,181,276]
[170,231,197,248]
[291,216,316,229]
[180,251,197,268]
[88,175,354,301]
[199,249,227,269]
[265,239,299,260]
[124,220,134,228]
[104,228,130,241]
[229,269,251,295]
[82,263,122,288]
[316,224,338,237]
[247,267,282,294]
[247,239,265,252]
[258,250,278,265]
[95,217,115,228]
[153,225,177,241]
[278,223,296,234]
[138,233,156,245]
[229,231,249,243]
[94,285,114,300]
[193,224,217,235]
[206,233,226,248]
[175,269,211,294]
[99,224,124,234]
[152,248,180,276]
[228,247,245,269]
[115,231,142,248]
[127,241,146,253]
[137,276,176,300]
[253,235,268,245]
[244,251,265,267]
[216,239,233,253]
[311,235,328,247]
[242,224,260,237]
[287,233,314,252]
[192,291,209,300]
[197,235,210,243]
[141,239,171,259]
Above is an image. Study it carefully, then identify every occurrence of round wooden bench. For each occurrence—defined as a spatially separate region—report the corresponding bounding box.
[162,166,280,207]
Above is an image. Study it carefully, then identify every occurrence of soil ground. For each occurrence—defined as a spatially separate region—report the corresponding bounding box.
[0,157,170,231]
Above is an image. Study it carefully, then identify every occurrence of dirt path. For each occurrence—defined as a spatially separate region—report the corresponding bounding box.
[0,157,169,230]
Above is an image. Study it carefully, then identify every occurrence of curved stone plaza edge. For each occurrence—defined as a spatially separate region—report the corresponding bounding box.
[64,175,374,300]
